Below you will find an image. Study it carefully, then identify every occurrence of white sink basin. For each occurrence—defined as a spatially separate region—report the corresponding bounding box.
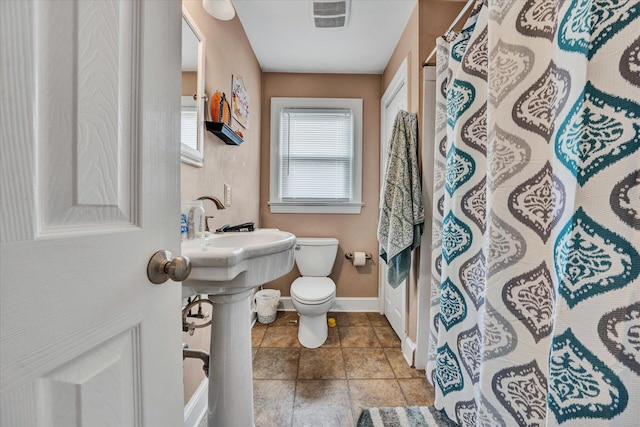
[182,228,296,295]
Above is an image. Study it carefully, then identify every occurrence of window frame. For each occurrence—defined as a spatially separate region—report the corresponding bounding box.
[269,97,363,214]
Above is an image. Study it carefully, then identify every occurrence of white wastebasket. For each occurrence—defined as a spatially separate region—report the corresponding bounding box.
[254,289,280,324]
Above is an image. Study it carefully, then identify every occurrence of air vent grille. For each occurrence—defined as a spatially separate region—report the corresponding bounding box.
[311,0,350,29]
[314,16,345,28]
[313,1,346,16]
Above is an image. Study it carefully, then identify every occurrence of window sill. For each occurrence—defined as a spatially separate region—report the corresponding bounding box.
[268,201,363,214]
[181,145,204,167]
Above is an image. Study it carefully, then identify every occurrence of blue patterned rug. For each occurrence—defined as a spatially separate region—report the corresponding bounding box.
[356,405,458,427]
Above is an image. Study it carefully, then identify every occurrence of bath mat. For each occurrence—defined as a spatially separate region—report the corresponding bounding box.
[356,405,457,427]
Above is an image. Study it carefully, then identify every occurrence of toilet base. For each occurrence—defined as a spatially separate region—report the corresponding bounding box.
[298,313,328,348]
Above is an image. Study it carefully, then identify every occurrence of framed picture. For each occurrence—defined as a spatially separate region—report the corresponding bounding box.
[231,75,249,128]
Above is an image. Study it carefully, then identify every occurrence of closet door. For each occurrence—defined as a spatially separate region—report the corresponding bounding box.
[379,58,409,344]
[0,1,183,426]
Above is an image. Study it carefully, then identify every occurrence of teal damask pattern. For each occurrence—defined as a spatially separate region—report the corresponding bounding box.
[558,0,640,59]
[430,1,640,424]
[447,80,476,128]
[548,329,629,422]
[435,343,465,396]
[440,278,468,331]
[555,82,640,186]
[445,146,475,196]
[442,212,473,263]
[554,207,640,308]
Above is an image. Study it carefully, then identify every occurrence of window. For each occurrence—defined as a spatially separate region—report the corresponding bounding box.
[181,96,198,151]
[269,98,363,214]
[180,95,203,167]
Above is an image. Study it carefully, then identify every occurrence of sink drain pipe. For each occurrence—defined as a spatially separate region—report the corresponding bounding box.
[183,344,209,377]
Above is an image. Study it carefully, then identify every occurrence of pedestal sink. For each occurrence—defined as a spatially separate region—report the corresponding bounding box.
[182,229,296,427]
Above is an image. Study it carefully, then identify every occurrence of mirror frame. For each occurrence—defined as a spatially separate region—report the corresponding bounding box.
[181,7,206,167]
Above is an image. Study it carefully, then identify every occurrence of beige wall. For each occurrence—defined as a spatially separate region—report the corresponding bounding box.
[260,73,382,299]
[182,71,197,96]
[180,0,262,404]
[384,4,420,117]
[181,0,262,227]
[381,0,466,343]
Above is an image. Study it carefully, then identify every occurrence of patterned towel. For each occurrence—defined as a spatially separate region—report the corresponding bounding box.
[377,110,424,287]
[357,405,457,427]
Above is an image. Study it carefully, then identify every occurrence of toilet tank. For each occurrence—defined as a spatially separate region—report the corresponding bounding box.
[294,237,339,277]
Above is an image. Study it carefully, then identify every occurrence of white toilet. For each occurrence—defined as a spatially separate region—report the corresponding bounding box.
[290,237,338,348]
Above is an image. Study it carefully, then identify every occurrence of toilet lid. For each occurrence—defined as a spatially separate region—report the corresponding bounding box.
[291,277,335,304]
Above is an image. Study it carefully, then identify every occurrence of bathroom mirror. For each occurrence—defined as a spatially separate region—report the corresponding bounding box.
[181,8,206,167]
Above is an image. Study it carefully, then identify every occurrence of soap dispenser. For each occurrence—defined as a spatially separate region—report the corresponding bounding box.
[181,200,205,246]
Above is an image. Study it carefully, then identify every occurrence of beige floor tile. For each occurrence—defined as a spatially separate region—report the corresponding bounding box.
[292,380,354,427]
[335,312,371,327]
[268,310,301,326]
[398,378,436,406]
[254,380,295,427]
[343,348,395,379]
[348,379,407,424]
[252,324,267,347]
[374,325,401,347]
[321,327,341,348]
[248,312,425,426]
[366,312,391,327]
[383,348,422,379]
[298,348,346,379]
[339,326,380,348]
[261,326,302,348]
[253,347,300,379]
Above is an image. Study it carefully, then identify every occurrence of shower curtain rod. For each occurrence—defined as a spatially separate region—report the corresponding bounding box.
[422,0,475,66]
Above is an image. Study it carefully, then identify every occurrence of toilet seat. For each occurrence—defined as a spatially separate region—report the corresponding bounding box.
[291,277,335,305]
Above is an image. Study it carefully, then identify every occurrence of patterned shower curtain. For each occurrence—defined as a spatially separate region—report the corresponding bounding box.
[427,0,640,426]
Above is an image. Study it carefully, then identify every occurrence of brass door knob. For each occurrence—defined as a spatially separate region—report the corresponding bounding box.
[147,250,192,284]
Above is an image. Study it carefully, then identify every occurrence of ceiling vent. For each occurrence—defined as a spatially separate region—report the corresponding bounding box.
[311,0,350,29]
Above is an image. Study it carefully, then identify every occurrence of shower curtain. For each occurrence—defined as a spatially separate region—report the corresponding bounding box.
[427,1,640,426]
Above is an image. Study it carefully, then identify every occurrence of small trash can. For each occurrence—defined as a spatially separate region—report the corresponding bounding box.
[254,289,280,324]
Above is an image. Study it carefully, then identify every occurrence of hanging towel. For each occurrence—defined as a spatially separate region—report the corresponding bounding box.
[377,110,424,288]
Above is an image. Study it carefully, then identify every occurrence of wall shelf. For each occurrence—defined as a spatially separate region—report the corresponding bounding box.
[205,121,243,145]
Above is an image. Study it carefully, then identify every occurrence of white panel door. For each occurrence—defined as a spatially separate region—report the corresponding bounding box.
[379,59,408,341]
[0,1,183,426]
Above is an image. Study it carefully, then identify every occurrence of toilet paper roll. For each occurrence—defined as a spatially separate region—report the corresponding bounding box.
[352,251,366,267]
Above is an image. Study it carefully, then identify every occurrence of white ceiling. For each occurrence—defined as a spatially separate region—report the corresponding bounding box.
[231,0,417,74]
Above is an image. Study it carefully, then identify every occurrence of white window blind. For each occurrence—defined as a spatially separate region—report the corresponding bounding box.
[269,97,362,214]
[181,96,198,151]
[280,108,353,201]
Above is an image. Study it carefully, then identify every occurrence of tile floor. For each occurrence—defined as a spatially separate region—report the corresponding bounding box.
[251,311,436,427]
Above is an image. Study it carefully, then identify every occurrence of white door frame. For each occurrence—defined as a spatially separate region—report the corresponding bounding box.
[379,56,409,341]
[414,65,437,370]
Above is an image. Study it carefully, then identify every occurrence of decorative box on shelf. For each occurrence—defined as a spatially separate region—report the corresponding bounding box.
[205,121,243,145]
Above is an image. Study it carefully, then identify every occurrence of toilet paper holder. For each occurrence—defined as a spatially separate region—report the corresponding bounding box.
[344,252,372,260]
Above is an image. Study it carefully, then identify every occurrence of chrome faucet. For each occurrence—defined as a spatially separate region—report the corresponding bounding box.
[197,196,225,232]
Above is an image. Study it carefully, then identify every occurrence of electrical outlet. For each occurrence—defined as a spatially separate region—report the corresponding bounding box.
[224,184,231,207]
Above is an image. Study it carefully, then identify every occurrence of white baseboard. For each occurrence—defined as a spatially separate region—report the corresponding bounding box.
[278,296,380,312]
[402,336,416,367]
[184,378,208,427]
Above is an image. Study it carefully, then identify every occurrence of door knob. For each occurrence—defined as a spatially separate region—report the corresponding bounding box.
[147,250,192,284]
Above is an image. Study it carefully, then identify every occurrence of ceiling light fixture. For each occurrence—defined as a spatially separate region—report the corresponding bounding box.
[203,0,236,21]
